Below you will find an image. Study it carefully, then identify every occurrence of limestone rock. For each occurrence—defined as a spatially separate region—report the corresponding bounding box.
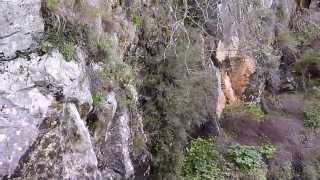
[99,111,134,179]
[0,49,94,178]
[0,0,43,58]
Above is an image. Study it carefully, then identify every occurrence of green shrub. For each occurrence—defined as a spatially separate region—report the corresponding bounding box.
[92,34,122,64]
[61,40,75,61]
[132,15,141,27]
[246,103,266,120]
[137,27,218,178]
[229,144,263,170]
[183,138,220,180]
[36,26,77,61]
[133,133,145,156]
[224,102,265,121]
[96,37,113,52]
[100,62,139,107]
[304,104,320,128]
[277,30,298,46]
[106,62,137,82]
[92,91,104,109]
[296,26,320,46]
[292,51,320,75]
[291,51,320,88]
[39,41,53,54]
[47,0,58,11]
[259,143,276,160]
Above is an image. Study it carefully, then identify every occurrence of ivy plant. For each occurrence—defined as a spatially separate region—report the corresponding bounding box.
[183,138,220,180]
[229,144,263,170]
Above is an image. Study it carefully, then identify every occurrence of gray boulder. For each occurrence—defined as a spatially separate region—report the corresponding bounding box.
[0,0,43,58]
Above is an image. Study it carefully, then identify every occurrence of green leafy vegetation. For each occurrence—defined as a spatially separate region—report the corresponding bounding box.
[86,31,139,108]
[89,33,139,108]
[292,51,320,87]
[259,143,276,160]
[61,40,76,61]
[137,27,217,178]
[92,91,104,109]
[292,51,320,74]
[182,138,220,180]
[133,133,145,157]
[246,103,266,120]
[304,104,320,128]
[39,41,53,54]
[101,62,138,86]
[296,25,320,46]
[145,114,178,178]
[182,141,270,179]
[39,32,76,61]
[224,102,265,121]
[132,15,141,27]
[229,144,263,170]
[100,62,139,107]
[46,0,58,11]
[95,36,113,54]
[36,24,78,61]
[277,30,298,46]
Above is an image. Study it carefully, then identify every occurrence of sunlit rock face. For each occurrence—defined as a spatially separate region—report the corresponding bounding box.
[216,38,256,103]
[1,0,319,178]
[214,0,284,103]
[0,0,43,58]
[0,2,93,174]
[0,0,146,179]
[0,49,95,178]
[228,57,256,98]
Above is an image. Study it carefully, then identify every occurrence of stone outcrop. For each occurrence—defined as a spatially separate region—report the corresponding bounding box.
[0,0,319,179]
[0,0,43,59]
[0,0,147,179]
[0,48,92,177]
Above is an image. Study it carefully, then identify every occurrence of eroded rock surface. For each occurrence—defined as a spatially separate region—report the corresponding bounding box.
[0,0,43,58]
[0,0,147,179]
[1,0,320,179]
[0,49,94,178]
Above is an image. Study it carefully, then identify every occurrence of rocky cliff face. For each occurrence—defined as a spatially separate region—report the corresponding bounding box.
[1,0,320,179]
[0,0,146,179]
